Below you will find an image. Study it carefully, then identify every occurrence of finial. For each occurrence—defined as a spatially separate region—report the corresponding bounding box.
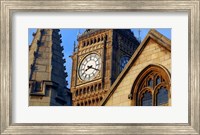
[77,29,81,38]
[73,41,76,53]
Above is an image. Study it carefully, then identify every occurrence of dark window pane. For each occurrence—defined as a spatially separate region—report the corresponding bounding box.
[80,89,82,95]
[87,88,89,93]
[83,88,86,94]
[157,87,168,105]
[148,79,153,87]
[95,85,98,91]
[156,76,161,85]
[141,91,152,106]
[90,86,93,92]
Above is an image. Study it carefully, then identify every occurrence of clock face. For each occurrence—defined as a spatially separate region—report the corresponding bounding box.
[120,56,130,72]
[79,53,101,81]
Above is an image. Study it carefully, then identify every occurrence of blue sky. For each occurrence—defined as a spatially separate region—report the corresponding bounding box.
[28,28,171,88]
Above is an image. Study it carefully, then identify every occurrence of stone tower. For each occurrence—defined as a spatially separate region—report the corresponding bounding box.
[70,29,139,106]
[29,29,71,106]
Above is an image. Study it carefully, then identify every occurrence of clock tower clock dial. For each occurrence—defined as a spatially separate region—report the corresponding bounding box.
[79,53,101,81]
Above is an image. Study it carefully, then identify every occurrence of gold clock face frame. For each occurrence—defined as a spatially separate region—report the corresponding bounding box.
[78,53,101,81]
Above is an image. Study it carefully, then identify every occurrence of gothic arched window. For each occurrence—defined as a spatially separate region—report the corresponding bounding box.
[90,86,93,93]
[83,41,85,47]
[87,87,90,93]
[85,101,88,106]
[90,39,93,44]
[92,99,95,105]
[141,90,152,106]
[83,88,86,94]
[101,36,104,41]
[94,84,98,91]
[75,90,78,96]
[79,89,82,96]
[131,65,171,106]
[156,87,168,106]
[87,41,89,46]
[98,83,101,90]
[88,100,91,105]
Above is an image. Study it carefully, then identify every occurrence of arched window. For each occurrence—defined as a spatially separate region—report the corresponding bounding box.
[101,35,104,41]
[87,87,90,93]
[141,91,152,106]
[82,41,85,47]
[79,89,82,96]
[147,78,153,87]
[156,86,168,106]
[98,83,101,90]
[83,88,86,94]
[94,84,97,91]
[85,101,88,106]
[156,76,161,85]
[92,99,95,105]
[96,98,99,103]
[75,90,78,96]
[87,41,89,46]
[90,39,93,44]
[131,64,171,106]
[90,86,93,93]
[88,100,91,105]
[105,35,107,40]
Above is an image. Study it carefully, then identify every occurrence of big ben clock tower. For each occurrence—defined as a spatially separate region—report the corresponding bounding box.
[70,29,139,106]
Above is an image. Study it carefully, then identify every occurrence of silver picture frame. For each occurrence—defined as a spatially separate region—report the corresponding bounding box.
[0,0,199,134]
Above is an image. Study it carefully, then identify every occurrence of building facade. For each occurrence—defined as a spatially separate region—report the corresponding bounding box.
[100,29,171,106]
[70,29,140,106]
[29,29,72,106]
[28,28,171,106]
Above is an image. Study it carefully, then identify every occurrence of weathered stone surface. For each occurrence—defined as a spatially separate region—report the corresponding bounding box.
[71,29,139,106]
[104,30,171,106]
[29,29,72,106]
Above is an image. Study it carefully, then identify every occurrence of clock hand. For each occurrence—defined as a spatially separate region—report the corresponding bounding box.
[90,65,99,71]
[85,65,92,72]
[81,66,90,75]
[90,67,99,71]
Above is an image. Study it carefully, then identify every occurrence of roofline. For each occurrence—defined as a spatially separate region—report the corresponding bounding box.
[100,29,171,106]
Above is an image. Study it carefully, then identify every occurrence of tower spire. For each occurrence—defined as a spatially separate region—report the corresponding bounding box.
[29,29,71,106]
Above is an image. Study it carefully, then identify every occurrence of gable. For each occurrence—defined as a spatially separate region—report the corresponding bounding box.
[100,29,171,106]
